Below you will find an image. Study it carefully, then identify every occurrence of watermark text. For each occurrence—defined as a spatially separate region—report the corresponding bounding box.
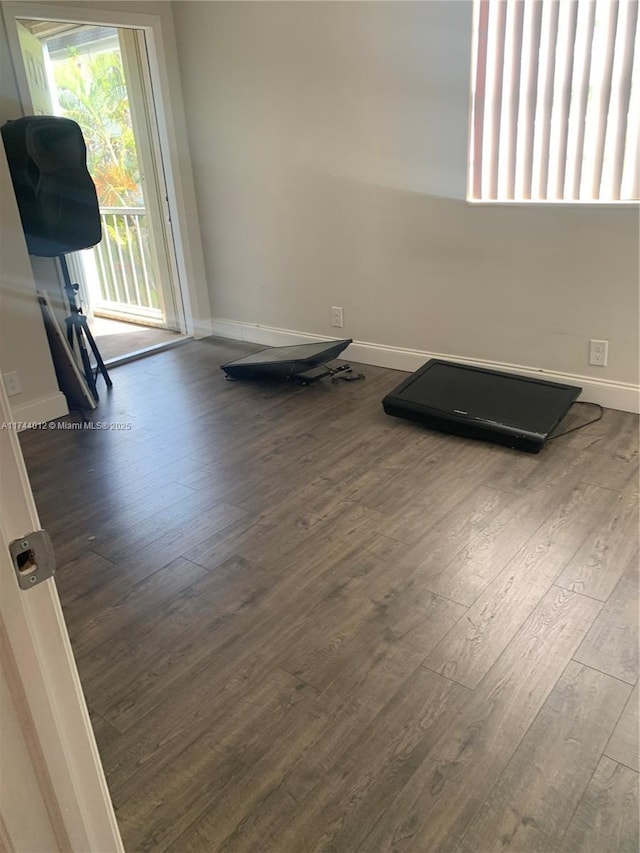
[2,421,133,431]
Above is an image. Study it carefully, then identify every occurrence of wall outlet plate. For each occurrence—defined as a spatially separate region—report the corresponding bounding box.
[3,371,21,396]
[589,339,608,367]
[331,306,344,328]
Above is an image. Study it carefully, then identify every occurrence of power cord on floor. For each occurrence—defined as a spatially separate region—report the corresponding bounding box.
[548,401,604,440]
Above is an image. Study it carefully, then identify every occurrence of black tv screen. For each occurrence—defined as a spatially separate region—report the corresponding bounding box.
[221,339,352,379]
[382,360,582,452]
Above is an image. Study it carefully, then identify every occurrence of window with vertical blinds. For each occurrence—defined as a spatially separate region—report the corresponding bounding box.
[469,0,639,202]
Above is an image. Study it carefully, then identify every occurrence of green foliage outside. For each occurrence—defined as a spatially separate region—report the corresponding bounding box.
[50,44,162,312]
[52,49,143,208]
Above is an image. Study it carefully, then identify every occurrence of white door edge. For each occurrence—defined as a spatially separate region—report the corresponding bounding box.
[0,380,123,852]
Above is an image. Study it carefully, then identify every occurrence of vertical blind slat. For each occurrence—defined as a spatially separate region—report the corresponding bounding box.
[582,0,620,198]
[497,0,525,198]
[515,0,544,198]
[600,0,638,198]
[620,3,640,198]
[547,0,580,198]
[564,0,597,198]
[532,0,561,199]
[482,0,508,199]
[472,0,491,200]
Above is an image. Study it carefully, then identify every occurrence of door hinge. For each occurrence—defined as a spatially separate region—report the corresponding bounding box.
[9,530,56,589]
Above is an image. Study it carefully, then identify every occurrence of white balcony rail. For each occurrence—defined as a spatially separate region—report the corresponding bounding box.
[91,207,164,323]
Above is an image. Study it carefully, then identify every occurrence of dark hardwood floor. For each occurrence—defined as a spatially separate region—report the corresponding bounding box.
[19,338,639,853]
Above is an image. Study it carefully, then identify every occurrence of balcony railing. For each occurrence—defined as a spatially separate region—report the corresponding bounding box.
[91,207,164,323]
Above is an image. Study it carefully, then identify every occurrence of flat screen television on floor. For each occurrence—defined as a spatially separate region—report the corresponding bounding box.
[382,359,581,453]
[221,339,352,380]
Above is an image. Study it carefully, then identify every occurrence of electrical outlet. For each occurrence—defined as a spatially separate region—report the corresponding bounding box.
[330,306,344,327]
[589,339,609,367]
[3,371,21,397]
[331,306,344,328]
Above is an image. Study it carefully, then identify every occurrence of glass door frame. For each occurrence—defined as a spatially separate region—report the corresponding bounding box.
[2,1,213,341]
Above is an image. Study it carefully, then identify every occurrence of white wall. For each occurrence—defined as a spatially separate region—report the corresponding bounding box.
[0,12,66,422]
[173,1,639,409]
[0,139,67,423]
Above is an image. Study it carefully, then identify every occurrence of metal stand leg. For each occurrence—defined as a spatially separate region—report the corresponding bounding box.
[66,315,99,401]
[58,254,112,402]
[80,317,113,388]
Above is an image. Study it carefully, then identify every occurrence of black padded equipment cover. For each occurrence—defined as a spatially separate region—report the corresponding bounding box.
[2,115,101,256]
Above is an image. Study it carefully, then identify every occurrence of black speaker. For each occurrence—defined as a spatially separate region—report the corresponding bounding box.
[2,115,101,257]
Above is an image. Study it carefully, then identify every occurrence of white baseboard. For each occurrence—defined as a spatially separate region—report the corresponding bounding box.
[190,317,214,340]
[10,392,69,428]
[211,319,323,348]
[211,318,640,414]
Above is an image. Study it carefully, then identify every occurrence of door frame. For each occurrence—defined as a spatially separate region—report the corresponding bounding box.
[0,375,123,851]
[1,1,213,340]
